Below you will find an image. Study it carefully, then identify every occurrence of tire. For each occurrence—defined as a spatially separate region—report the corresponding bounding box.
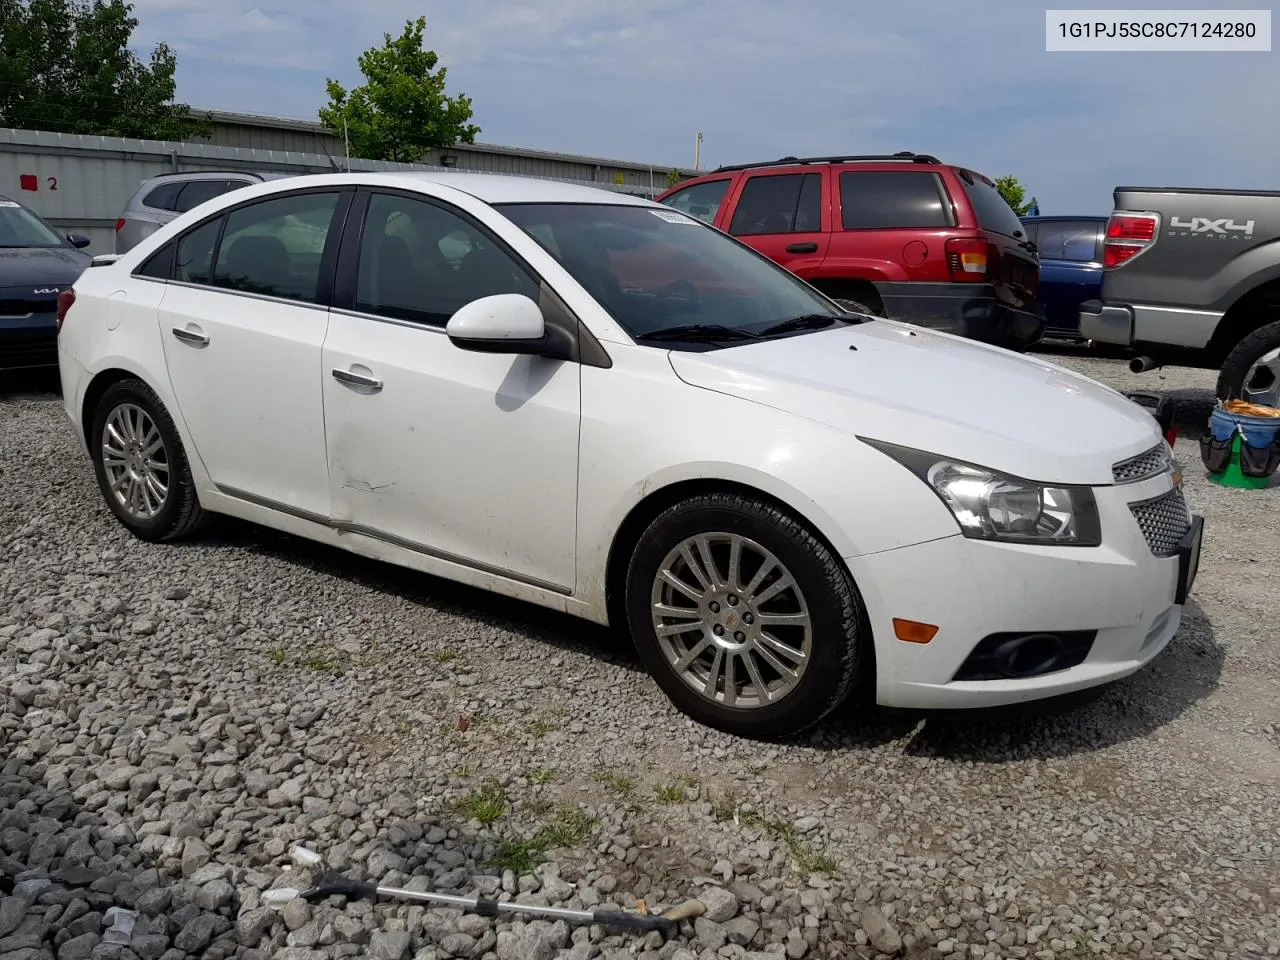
[89,378,208,542]
[1216,319,1280,405]
[624,493,868,739]
[833,297,881,317]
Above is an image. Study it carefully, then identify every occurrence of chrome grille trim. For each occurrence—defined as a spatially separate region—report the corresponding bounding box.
[1128,488,1191,557]
[1112,443,1172,484]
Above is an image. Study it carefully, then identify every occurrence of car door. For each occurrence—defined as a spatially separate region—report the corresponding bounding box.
[320,189,581,591]
[156,187,351,518]
[1034,219,1104,335]
[724,172,829,278]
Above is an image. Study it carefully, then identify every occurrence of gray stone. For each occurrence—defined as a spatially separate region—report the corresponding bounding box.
[369,930,411,960]
[699,886,739,923]
[180,839,211,879]
[58,932,99,960]
[859,905,902,955]
[235,907,274,946]
[724,916,760,947]
[281,898,311,931]
[694,917,727,951]
[0,897,26,938]
[173,914,219,952]
[439,933,476,957]
[130,934,170,960]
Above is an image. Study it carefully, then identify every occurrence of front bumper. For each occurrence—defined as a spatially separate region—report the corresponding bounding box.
[1078,299,1134,345]
[0,313,58,371]
[877,281,1043,351]
[848,471,1200,710]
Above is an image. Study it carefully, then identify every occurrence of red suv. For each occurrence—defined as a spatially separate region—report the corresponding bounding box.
[655,153,1042,351]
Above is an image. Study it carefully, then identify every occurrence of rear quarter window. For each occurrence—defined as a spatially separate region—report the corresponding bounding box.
[838,171,955,229]
[141,182,184,211]
[958,172,1027,238]
[660,179,732,224]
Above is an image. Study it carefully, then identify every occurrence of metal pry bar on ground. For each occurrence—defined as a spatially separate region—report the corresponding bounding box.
[297,871,681,937]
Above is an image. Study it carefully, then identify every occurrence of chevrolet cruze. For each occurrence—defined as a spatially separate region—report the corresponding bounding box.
[55,172,1203,738]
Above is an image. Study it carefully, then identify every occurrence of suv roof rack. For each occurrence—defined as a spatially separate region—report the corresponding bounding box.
[711,152,942,174]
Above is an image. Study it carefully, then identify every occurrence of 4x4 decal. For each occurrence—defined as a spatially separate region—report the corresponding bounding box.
[1168,216,1255,239]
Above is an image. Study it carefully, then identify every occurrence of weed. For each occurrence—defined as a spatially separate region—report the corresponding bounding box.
[592,770,636,799]
[525,768,555,786]
[266,648,287,666]
[485,807,598,875]
[454,764,472,778]
[654,775,698,804]
[431,648,459,664]
[455,781,509,826]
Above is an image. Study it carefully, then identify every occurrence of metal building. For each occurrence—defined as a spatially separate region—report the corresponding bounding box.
[193,109,698,196]
[0,119,699,254]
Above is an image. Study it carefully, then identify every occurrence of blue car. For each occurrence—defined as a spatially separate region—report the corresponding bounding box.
[0,194,92,373]
[1019,215,1106,340]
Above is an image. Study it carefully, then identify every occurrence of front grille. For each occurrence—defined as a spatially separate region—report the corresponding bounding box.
[1129,488,1191,557]
[0,332,58,370]
[0,298,53,318]
[1113,443,1172,484]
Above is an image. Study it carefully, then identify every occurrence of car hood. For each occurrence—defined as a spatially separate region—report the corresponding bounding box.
[666,320,1161,485]
[0,246,91,289]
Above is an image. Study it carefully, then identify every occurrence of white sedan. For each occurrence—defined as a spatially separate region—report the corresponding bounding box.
[55,172,1203,738]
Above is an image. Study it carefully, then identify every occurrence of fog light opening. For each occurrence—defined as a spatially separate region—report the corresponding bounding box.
[993,633,1064,678]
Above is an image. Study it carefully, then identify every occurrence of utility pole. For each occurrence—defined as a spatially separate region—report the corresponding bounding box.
[694,131,702,170]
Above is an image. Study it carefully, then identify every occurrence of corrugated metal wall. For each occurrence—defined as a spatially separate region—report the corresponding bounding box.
[193,112,689,195]
[0,127,674,254]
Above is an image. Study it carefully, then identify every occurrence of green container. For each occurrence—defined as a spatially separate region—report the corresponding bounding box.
[1208,435,1273,489]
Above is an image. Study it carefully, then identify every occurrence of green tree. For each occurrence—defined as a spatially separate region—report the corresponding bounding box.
[320,16,480,164]
[992,175,1037,216]
[665,169,683,189]
[0,0,206,139]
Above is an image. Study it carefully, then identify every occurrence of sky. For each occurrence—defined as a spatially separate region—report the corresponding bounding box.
[128,0,1278,214]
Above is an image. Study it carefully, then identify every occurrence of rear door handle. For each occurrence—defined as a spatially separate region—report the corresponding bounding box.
[332,367,383,392]
[171,326,209,347]
[786,242,819,253]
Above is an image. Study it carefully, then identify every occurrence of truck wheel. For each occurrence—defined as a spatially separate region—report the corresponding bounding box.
[1217,320,1280,407]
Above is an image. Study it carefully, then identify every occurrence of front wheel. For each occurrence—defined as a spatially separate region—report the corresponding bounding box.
[90,378,208,542]
[833,297,881,318]
[624,493,869,739]
[1217,320,1280,407]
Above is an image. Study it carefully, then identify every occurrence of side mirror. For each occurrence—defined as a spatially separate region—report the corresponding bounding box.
[67,234,91,249]
[446,294,567,358]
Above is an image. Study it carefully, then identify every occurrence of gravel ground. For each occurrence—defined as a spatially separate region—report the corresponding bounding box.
[1,353,1278,960]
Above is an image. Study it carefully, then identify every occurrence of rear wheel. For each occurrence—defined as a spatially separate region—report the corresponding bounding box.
[1217,320,1280,406]
[624,493,868,739]
[90,378,207,542]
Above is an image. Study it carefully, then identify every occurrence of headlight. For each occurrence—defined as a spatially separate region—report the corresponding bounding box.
[862,439,1102,547]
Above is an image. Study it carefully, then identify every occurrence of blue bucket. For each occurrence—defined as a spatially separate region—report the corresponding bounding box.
[1208,407,1280,447]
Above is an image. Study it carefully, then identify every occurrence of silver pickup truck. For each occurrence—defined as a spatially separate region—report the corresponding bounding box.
[1079,185,1280,406]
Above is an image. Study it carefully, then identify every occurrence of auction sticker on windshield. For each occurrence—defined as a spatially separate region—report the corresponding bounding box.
[650,209,697,224]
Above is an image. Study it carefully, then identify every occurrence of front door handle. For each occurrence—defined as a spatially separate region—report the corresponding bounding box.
[786,242,819,253]
[332,368,383,392]
[171,326,209,347]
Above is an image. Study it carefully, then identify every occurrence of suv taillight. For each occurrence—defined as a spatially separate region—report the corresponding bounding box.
[56,288,76,333]
[114,218,126,232]
[1103,211,1160,269]
[945,238,989,282]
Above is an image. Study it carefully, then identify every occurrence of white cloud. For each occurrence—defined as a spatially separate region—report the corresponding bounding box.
[134,0,1280,211]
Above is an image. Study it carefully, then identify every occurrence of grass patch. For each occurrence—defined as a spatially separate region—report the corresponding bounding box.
[708,789,837,875]
[266,648,287,666]
[455,781,509,826]
[528,718,559,738]
[485,807,598,874]
[431,648,460,664]
[654,774,699,804]
[525,768,555,786]
[592,770,636,800]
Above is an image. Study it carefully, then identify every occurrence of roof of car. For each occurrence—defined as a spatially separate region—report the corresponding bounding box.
[256,171,661,207]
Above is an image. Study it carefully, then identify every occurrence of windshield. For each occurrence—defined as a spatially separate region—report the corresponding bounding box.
[495,202,850,345]
[0,200,66,248]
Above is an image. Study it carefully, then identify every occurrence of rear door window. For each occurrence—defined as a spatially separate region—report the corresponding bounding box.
[838,171,954,229]
[1032,220,1067,259]
[1035,221,1103,262]
[959,172,1027,238]
[142,182,184,212]
[728,173,822,236]
[175,179,253,214]
[660,179,732,224]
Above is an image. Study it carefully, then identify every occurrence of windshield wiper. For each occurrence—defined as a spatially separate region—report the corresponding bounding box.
[756,314,845,337]
[638,324,760,343]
